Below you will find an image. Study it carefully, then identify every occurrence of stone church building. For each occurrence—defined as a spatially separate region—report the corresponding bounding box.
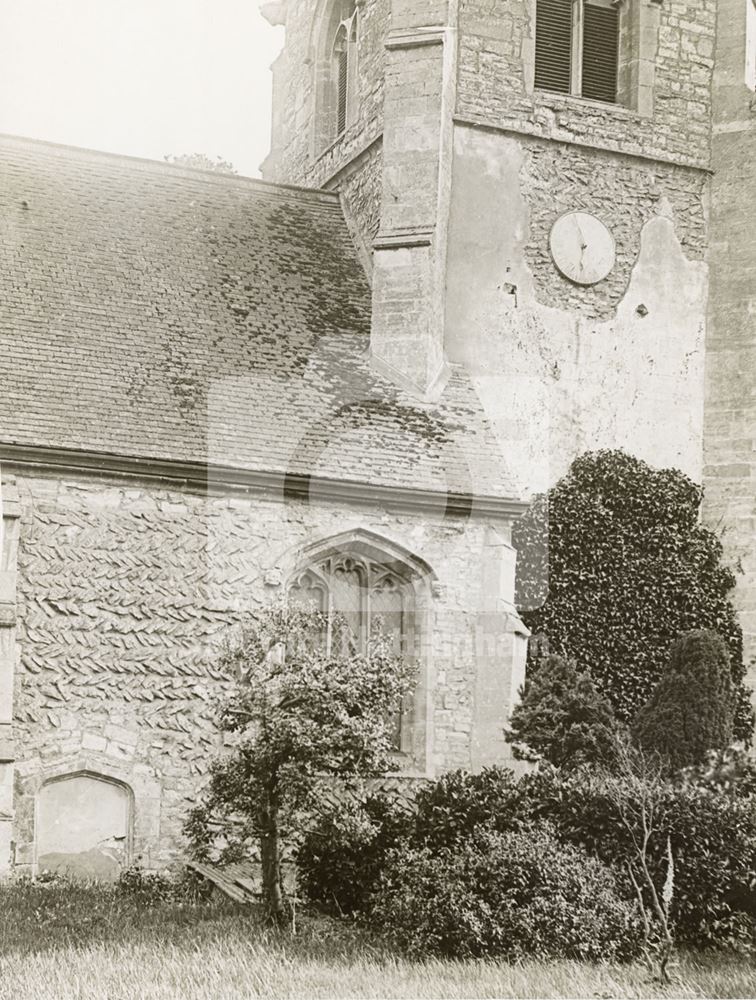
[0,0,754,876]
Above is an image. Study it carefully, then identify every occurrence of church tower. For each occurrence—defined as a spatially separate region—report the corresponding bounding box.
[262,0,755,686]
[263,0,714,490]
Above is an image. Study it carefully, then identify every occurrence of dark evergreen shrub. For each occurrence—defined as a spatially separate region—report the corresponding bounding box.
[506,654,622,768]
[683,746,756,799]
[512,450,753,741]
[297,792,413,916]
[369,825,642,961]
[632,629,736,769]
[522,766,756,950]
[411,766,529,850]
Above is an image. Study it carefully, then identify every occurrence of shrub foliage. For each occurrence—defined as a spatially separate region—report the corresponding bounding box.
[411,766,527,850]
[369,825,641,961]
[297,792,413,916]
[512,450,752,739]
[521,765,756,950]
[506,654,621,769]
[633,629,736,769]
[301,761,756,955]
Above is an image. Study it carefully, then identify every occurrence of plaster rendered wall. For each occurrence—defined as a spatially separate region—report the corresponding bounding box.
[705,0,756,681]
[445,125,708,496]
[10,472,524,871]
[457,0,715,169]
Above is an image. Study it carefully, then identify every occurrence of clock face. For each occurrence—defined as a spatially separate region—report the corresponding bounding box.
[549,212,616,286]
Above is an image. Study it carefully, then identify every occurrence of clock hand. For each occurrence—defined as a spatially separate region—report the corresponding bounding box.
[574,218,588,276]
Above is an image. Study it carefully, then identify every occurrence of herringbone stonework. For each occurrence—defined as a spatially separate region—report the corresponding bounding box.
[9,474,525,870]
[2,0,755,876]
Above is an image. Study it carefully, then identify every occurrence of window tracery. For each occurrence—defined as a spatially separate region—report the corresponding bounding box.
[289,547,416,750]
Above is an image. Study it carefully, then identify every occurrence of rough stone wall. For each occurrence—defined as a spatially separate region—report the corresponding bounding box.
[445,125,709,496]
[520,141,707,321]
[704,0,756,684]
[264,0,388,262]
[267,0,387,183]
[456,0,715,169]
[331,140,383,265]
[10,471,524,870]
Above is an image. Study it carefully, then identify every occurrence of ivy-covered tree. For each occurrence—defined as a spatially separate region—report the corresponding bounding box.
[632,629,736,770]
[184,603,414,925]
[512,450,752,741]
[506,654,622,769]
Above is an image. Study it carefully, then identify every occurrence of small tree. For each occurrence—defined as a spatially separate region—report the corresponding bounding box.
[506,654,622,769]
[632,629,735,770]
[599,740,676,984]
[185,602,414,925]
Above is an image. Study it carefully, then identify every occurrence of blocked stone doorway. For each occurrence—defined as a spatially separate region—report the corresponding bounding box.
[36,772,131,880]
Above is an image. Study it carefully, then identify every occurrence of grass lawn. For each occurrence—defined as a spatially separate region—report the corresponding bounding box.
[0,882,753,1000]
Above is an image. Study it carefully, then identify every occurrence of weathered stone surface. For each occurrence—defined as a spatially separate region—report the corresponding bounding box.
[3,0,755,878]
[10,473,525,867]
[264,0,752,683]
[445,126,708,494]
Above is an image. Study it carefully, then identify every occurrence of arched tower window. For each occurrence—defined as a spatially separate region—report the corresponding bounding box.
[313,0,359,153]
[331,1,358,139]
[288,533,430,757]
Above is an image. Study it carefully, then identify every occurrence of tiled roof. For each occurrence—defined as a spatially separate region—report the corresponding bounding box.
[0,135,518,502]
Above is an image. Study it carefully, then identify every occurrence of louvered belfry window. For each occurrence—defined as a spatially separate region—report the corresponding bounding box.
[534,0,573,94]
[535,0,619,104]
[335,28,349,135]
[331,1,358,139]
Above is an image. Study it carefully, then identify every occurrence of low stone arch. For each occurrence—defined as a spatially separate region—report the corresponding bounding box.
[35,769,134,881]
[13,748,162,876]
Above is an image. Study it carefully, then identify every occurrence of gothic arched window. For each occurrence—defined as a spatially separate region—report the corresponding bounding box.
[331,1,358,139]
[313,0,359,152]
[289,541,423,752]
[290,553,409,657]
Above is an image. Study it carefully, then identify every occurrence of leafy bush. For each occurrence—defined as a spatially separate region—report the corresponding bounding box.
[522,766,756,950]
[682,746,756,799]
[512,450,753,741]
[116,865,213,907]
[633,629,736,770]
[369,825,641,961]
[411,766,529,851]
[506,654,622,769]
[297,792,413,916]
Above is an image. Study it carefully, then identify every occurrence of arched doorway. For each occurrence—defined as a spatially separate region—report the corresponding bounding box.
[36,772,131,880]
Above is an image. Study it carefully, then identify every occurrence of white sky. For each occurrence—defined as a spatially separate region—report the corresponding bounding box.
[0,0,283,177]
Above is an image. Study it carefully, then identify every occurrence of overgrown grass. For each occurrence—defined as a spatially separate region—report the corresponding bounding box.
[0,881,752,1000]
